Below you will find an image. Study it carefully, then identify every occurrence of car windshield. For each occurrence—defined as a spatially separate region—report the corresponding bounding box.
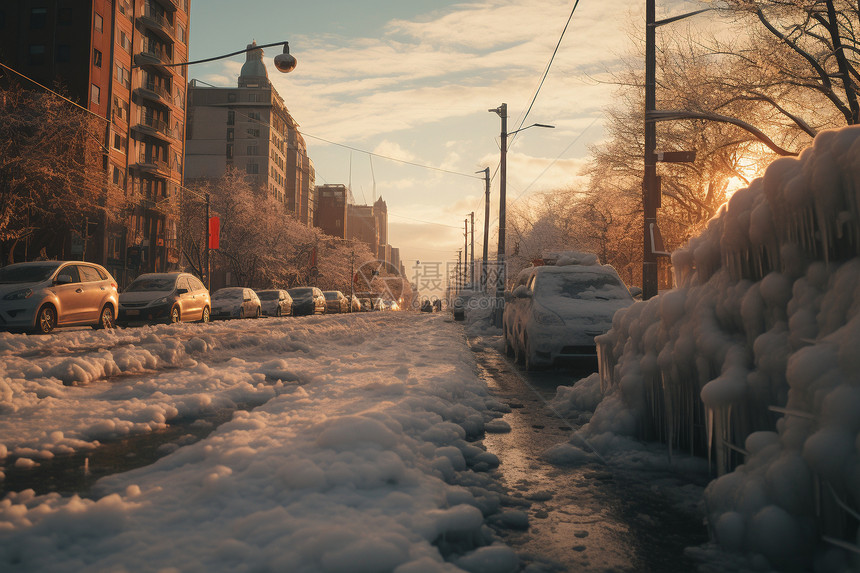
[125,277,176,292]
[257,291,280,301]
[535,271,630,301]
[0,263,60,284]
[212,289,243,300]
[288,288,313,300]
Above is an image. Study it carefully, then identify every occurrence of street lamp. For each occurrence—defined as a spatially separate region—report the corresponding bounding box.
[131,41,297,288]
[488,103,554,324]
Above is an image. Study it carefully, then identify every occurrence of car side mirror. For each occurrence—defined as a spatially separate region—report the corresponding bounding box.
[244,297,251,302]
[176,288,188,295]
[513,285,531,299]
[628,286,643,298]
[55,274,72,285]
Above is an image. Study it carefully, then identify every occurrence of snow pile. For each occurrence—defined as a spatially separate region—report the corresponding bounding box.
[0,314,525,572]
[556,126,860,571]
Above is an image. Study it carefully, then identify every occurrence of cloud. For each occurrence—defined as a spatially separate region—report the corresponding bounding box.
[372,140,416,162]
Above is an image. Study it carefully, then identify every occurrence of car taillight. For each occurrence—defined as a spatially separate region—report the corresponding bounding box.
[111,283,117,289]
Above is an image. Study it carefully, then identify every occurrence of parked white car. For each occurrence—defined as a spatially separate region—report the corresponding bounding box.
[257,289,292,317]
[503,257,635,370]
[210,287,261,320]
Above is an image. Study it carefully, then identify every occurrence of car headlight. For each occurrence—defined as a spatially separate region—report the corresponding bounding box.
[3,288,33,301]
[534,309,563,325]
[152,296,169,305]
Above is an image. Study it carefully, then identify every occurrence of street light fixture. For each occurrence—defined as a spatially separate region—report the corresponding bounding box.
[488,103,554,325]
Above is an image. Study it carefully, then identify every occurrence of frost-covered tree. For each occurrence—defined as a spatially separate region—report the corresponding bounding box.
[0,82,126,262]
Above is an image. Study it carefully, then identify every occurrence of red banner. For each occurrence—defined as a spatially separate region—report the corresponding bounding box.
[208,217,220,250]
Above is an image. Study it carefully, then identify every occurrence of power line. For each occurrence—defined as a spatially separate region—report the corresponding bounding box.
[388,212,463,229]
[511,0,581,146]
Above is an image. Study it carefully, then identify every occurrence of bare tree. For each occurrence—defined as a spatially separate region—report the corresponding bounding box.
[0,82,126,262]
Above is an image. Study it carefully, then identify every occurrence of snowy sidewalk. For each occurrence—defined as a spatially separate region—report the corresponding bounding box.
[0,313,527,572]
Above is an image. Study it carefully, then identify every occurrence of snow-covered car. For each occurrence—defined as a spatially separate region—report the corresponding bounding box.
[288,287,326,316]
[503,260,635,370]
[256,289,292,317]
[0,260,118,334]
[349,294,361,312]
[210,287,261,320]
[118,272,209,325]
[323,290,349,314]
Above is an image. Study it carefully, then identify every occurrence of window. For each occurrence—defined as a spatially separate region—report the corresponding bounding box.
[227,93,237,103]
[94,13,103,32]
[28,44,46,66]
[115,64,130,87]
[247,128,260,137]
[30,8,46,29]
[178,24,186,43]
[112,96,129,122]
[93,48,102,68]
[226,144,233,159]
[248,112,260,121]
[246,163,259,174]
[56,45,71,63]
[120,31,131,53]
[227,110,235,125]
[248,93,259,102]
[247,145,258,155]
[91,84,100,104]
[113,133,127,152]
[227,128,234,141]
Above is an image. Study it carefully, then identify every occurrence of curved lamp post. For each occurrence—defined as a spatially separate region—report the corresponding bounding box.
[488,103,554,325]
[131,41,297,288]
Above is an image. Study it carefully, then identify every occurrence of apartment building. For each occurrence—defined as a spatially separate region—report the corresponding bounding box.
[0,0,190,282]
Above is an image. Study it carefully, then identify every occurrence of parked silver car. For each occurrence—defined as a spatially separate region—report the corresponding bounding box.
[0,261,118,334]
[257,289,292,317]
[503,261,635,370]
[210,287,261,320]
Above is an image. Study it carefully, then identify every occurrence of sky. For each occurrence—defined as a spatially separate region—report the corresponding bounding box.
[187,0,710,288]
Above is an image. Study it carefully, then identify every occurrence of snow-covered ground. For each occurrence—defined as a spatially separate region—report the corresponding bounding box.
[0,313,529,572]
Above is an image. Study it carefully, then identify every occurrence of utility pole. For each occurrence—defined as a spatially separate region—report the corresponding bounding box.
[464,218,469,289]
[479,168,490,292]
[457,249,462,294]
[204,192,211,290]
[470,211,475,289]
[489,103,507,324]
[643,0,658,300]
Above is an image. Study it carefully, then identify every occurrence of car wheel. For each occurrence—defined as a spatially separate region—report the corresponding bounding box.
[35,305,57,334]
[93,304,115,330]
[255,306,261,318]
[239,307,245,319]
[275,307,282,317]
[169,305,181,324]
[201,306,210,323]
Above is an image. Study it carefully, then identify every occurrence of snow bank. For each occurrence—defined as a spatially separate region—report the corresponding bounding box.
[0,314,523,572]
[559,126,860,571]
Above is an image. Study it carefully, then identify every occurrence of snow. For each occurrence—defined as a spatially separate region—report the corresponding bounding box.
[0,313,526,572]
[552,125,860,571]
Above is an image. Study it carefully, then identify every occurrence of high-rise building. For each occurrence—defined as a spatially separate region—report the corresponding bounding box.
[185,42,313,220]
[314,184,348,239]
[0,0,191,282]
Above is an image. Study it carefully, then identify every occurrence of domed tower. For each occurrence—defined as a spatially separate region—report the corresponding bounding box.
[238,41,270,88]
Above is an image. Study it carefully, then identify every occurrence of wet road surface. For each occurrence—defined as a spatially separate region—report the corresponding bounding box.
[472,339,709,572]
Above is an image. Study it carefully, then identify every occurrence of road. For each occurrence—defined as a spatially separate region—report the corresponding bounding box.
[469,337,709,572]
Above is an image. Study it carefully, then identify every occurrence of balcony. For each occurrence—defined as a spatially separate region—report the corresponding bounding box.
[151,0,179,12]
[138,3,175,43]
[134,77,171,106]
[131,150,171,177]
[131,112,179,143]
[134,37,173,69]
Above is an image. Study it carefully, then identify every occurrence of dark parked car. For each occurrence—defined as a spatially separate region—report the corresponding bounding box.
[0,261,119,334]
[210,287,262,320]
[287,287,326,316]
[118,272,210,325]
[257,289,292,317]
[323,290,349,314]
